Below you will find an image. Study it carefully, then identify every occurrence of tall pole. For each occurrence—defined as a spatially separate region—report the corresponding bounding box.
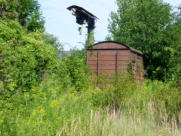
[85,28,95,48]
[85,18,96,48]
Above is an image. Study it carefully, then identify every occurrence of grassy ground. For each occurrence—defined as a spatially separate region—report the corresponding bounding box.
[0,75,181,136]
[57,107,181,136]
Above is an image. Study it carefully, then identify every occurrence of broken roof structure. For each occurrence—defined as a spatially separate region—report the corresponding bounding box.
[67,5,98,32]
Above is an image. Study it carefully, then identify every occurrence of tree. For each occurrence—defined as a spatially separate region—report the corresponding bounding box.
[0,19,59,96]
[17,0,44,32]
[108,0,181,81]
[0,0,18,18]
[0,0,44,32]
[172,16,181,87]
[43,33,63,51]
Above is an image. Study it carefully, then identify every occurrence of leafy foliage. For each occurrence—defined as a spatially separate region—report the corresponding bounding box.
[108,0,181,81]
[0,1,180,136]
[90,74,181,118]
[43,33,63,53]
[18,0,45,32]
[62,55,92,91]
[0,73,180,135]
[0,0,18,19]
[0,0,44,32]
[0,19,60,97]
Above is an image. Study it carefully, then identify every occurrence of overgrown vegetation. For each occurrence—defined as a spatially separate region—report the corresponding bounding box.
[0,0,181,135]
[0,0,44,31]
[108,0,181,81]
[0,71,180,135]
[0,19,59,98]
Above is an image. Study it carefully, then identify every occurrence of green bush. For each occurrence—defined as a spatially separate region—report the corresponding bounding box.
[0,15,180,136]
[0,76,93,136]
[88,73,181,118]
[0,19,60,98]
[62,55,92,91]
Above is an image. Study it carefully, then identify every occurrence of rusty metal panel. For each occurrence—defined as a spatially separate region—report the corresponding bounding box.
[87,51,98,74]
[117,64,128,70]
[95,50,117,75]
[98,60,116,65]
[117,61,130,65]
[131,53,137,60]
[98,64,115,70]
[117,56,131,61]
[117,50,131,56]
[98,69,115,73]
[98,56,115,61]
[88,64,97,70]
[87,56,98,61]
[87,60,97,65]
[98,50,116,56]
[117,50,131,62]
[130,52,144,82]
[87,42,144,84]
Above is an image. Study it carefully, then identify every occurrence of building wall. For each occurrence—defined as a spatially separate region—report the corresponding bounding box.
[131,52,144,83]
[87,42,144,83]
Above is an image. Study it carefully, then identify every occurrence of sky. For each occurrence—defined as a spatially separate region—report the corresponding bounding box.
[38,0,181,51]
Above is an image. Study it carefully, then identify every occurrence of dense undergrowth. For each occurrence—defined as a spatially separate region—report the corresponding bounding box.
[0,73,181,135]
[0,19,181,135]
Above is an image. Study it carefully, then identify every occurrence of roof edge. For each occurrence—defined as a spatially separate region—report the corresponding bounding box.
[67,5,98,19]
[87,41,143,55]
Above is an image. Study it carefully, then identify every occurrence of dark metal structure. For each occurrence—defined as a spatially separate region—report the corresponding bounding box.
[87,41,144,83]
[67,5,98,46]
[67,5,98,33]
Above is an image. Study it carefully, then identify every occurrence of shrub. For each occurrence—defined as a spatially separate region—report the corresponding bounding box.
[0,19,60,98]
[62,55,92,91]
[88,73,181,118]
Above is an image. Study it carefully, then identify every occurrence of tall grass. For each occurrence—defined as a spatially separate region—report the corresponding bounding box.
[57,106,181,136]
[0,68,181,135]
